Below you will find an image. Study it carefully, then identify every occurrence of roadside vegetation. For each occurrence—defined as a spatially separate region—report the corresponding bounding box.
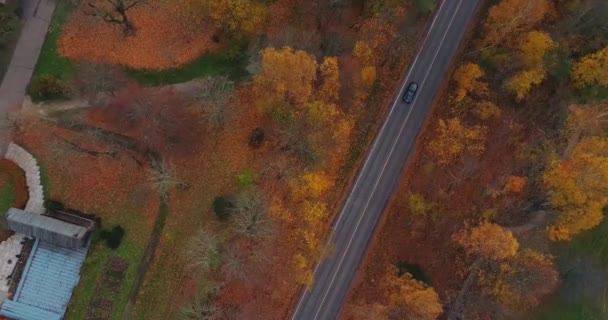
[346,0,608,319]
[11,0,437,318]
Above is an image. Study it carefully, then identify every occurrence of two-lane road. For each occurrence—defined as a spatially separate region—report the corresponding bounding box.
[291,1,481,319]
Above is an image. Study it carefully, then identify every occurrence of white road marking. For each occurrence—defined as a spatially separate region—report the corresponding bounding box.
[309,0,464,318]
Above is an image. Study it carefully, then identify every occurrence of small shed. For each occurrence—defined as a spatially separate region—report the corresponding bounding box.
[6,208,90,249]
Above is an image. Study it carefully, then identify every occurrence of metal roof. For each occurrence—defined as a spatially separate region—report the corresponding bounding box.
[0,239,89,320]
[6,208,89,249]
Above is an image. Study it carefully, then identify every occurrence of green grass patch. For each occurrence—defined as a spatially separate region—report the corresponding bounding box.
[0,178,15,214]
[29,1,75,82]
[124,52,249,86]
[529,209,608,320]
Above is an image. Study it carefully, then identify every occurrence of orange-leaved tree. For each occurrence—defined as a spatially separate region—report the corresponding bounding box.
[453,222,519,261]
[318,57,340,104]
[481,0,552,47]
[479,249,558,311]
[254,47,318,106]
[428,118,487,165]
[570,47,608,88]
[382,267,443,320]
[451,63,488,103]
[544,136,608,240]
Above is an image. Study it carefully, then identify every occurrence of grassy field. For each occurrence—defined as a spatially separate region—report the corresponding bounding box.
[29,2,248,96]
[125,51,249,86]
[530,210,608,320]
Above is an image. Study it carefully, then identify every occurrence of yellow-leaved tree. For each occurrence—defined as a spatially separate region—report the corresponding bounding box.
[452,63,488,103]
[318,57,341,104]
[503,68,545,101]
[481,0,553,47]
[254,47,318,106]
[353,40,374,66]
[453,222,519,261]
[544,136,608,240]
[383,268,443,320]
[571,47,608,88]
[290,171,334,201]
[518,30,556,68]
[428,118,488,165]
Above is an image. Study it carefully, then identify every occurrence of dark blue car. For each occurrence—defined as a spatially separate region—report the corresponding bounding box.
[403,82,418,104]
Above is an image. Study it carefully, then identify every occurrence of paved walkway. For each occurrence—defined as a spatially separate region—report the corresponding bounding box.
[0,0,56,152]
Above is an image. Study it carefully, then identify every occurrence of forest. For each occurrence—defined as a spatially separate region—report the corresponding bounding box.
[345,0,608,319]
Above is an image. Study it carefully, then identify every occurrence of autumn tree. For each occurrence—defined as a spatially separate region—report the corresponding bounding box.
[563,102,608,158]
[451,63,488,103]
[544,136,608,240]
[290,172,334,201]
[518,31,557,68]
[503,68,545,101]
[570,47,608,88]
[318,57,340,104]
[196,0,266,38]
[88,85,201,158]
[84,0,148,36]
[72,62,127,103]
[254,47,318,106]
[382,268,443,320]
[453,223,519,261]
[407,193,435,218]
[479,249,558,311]
[481,0,552,47]
[473,101,502,120]
[353,40,374,66]
[428,118,487,165]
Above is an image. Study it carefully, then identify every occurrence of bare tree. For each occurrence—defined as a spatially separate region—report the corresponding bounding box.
[184,229,222,272]
[84,0,148,36]
[193,76,235,132]
[147,158,183,202]
[232,189,275,241]
[72,62,127,103]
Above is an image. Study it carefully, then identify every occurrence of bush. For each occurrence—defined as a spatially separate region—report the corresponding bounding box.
[29,74,71,101]
[100,225,125,249]
[249,128,265,148]
[213,196,234,222]
[236,169,255,188]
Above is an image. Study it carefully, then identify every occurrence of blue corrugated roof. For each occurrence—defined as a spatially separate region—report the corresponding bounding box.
[0,239,89,320]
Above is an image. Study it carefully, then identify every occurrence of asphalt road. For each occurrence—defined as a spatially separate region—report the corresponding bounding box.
[290,1,481,319]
